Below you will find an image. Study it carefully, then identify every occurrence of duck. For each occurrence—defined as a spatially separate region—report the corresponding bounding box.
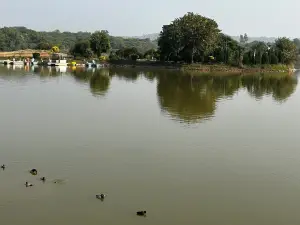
[30,169,38,175]
[1,164,5,170]
[96,194,107,200]
[25,182,33,187]
[40,177,46,182]
[136,211,147,216]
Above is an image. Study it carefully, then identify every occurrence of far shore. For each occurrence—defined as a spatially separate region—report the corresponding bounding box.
[105,60,294,74]
[0,57,295,75]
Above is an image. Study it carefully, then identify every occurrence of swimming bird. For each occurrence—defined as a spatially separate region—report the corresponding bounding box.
[30,169,37,175]
[136,211,147,216]
[96,194,107,200]
[25,182,33,187]
[53,179,66,184]
[40,177,46,182]
[1,164,5,170]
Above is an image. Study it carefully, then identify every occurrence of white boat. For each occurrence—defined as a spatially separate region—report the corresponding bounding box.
[9,60,24,66]
[48,53,68,66]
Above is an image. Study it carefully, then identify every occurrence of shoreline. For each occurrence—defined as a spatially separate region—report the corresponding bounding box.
[106,61,294,74]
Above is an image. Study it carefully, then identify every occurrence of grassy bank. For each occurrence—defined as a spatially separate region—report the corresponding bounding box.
[107,60,293,74]
[181,63,292,73]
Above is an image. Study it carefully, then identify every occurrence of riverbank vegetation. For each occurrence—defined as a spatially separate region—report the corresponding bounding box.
[0,12,299,72]
[157,12,298,68]
[70,12,298,71]
[0,27,156,53]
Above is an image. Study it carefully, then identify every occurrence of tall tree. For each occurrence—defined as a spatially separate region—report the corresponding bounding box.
[90,30,111,57]
[158,23,183,61]
[178,12,220,63]
[243,33,249,43]
[239,35,245,44]
[275,37,297,64]
[158,12,220,63]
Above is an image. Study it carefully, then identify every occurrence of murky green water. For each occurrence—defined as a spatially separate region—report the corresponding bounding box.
[1,65,300,225]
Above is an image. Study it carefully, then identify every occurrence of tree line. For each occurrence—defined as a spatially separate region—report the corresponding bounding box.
[1,15,299,66]
[158,12,299,66]
[0,27,156,54]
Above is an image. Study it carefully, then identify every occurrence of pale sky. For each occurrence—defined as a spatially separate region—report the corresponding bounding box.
[0,0,298,37]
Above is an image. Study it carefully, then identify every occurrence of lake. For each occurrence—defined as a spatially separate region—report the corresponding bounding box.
[1,65,300,225]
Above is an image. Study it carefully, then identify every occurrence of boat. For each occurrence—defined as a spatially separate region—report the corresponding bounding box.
[0,59,7,64]
[47,53,68,66]
[3,60,10,65]
[9,60,25,66]
[85,60,97,68]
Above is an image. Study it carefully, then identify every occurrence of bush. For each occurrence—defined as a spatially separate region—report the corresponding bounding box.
[99,55,108,61]
[109,54,119,61]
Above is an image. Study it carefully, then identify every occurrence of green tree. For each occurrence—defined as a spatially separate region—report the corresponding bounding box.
[178,12,220,62]
[0,27,157,53]
[243,33,249,43]
[158,12,220,63]
[270,53,279,64]
[36,41,51,50]
[261,52,269,64]
[239,35,244,44]
[71,39,93,58]
[293,38,300,54]
[158,23,183,61]
[123,47,139,59]
[90,30,111,57]
[214,33,240,64]
[275,37,297,64]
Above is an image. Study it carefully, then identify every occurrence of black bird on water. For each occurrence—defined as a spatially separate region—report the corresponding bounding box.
[96,194,107,201]
[136,211,147,216]
[40,177,46,182]
[1,164,5,170]
[25,181,33,187]
[30,169,37,175]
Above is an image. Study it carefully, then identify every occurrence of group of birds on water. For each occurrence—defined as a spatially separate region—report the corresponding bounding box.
[1,164,147,217]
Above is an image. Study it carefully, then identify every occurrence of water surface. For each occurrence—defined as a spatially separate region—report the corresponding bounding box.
[1,65,300,225]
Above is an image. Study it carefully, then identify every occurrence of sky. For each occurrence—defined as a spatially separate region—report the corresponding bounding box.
[0,0,299,37]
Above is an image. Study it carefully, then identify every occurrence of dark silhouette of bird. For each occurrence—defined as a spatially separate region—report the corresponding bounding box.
[25,181,33,187]
[30,169,37,175]
[136,211,147,216]
[96,194,107,201]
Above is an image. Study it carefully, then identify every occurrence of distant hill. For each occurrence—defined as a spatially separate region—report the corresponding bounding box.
[0,27,157,53]
[131,33,159,41]
[132,33,285,43]
[230,36,278,43]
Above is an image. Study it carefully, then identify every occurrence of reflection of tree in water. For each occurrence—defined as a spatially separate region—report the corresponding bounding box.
[241,75,297,103]
[157,71,297,124]
[157,72,217,123]
[71,69,111,97]
[143,71,156,82]
[109,68,140,81]
[72,69,93,83]
[89,70,111,96]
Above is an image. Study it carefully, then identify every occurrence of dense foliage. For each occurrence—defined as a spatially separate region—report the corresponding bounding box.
[90,30,111,57]
[158,13,298,65]
[0,27,157,53]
